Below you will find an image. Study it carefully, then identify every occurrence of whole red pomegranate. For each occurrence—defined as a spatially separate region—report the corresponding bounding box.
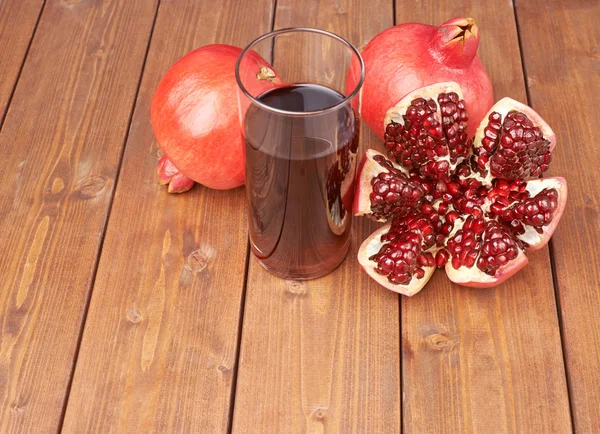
[348,17,493,140]
[151,44,280,191]
[354,82,567,296]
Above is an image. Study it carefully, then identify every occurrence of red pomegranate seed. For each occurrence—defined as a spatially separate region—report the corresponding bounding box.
[367,154,426,220]
[489,111,552,179]
[435,249,450,267]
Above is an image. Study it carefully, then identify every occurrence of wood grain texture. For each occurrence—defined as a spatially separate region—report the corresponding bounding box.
[0,0,158,431]
[232,2,401,433]
[0,0,44,124]
[61,0,276,432]
[397,1,572,433]
[516,0,600,431]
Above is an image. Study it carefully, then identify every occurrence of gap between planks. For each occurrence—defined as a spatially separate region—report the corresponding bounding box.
[511,0,575,430]
[0,1,47,131]
[228,1,279,431]
[55,1,164,430]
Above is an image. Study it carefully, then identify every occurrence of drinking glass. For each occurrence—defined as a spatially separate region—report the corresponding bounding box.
[236,28,364,280]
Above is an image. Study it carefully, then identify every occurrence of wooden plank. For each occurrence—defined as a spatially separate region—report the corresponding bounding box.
[397,2,572,433]
[0,0,44,124]
[516,0,600,431]
[231,2,401,433]
[0,0,158,431]
[61,1,276,432]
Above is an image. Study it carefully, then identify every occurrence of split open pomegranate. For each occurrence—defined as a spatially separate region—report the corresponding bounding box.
[355,82,567,295]
[347,18,494,140]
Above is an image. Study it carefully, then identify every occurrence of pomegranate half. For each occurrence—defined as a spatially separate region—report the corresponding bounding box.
[355,82,567,295]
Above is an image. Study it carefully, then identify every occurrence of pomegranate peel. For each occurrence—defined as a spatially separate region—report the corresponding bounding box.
[326,128,359,236]
[167,173,196,194]
[431,18,479,69]
[157,155,194,193]
[326,169,351,236]
[157,155,178,185]
[340,164,357,220]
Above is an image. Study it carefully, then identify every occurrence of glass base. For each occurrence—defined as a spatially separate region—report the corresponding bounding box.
[253,237,351,280]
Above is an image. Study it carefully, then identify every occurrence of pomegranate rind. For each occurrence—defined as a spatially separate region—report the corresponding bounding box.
[474,97,557,155]
[341,153,357,212]
[157,155,178,185]
[157,155,194,193]
[517,176,567,251]
[358,223,435,296]
[445,248,528,288]
[439,18,478,43]
[167,172,195,193]
[327,150,357,235]
[327,201,349,236]
[353,149,407,222]
[353,151,371,217]
[341,178,355,217]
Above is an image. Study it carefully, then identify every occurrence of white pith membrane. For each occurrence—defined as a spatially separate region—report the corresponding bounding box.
[354,149,411,222]
[444,248,528,285]
[502,176,567,250]
[357,223,438,296]
[384,82,467,174]
[327,200,347,235]
[356,82,567,293]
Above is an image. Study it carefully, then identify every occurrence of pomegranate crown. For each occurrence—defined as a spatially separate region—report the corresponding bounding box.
[430,17,480,69]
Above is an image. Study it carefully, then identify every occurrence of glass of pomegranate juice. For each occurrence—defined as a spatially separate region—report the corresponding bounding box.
[235,28,364,280]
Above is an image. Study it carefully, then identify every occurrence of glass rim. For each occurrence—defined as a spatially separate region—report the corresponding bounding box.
[235,27,365,117]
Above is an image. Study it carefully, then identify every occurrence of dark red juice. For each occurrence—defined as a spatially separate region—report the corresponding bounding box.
[244,84,359,279]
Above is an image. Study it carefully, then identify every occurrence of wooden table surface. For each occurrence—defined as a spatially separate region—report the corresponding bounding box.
[1,0,598,432]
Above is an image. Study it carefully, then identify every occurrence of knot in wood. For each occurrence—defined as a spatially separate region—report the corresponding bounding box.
[312,407,327,420]
[78,175,107,199]
[91,47,106,58]
[126,307,143,324]
[427,333,456,351]
[584,195,599,213]
[10,402,26,415]
[285,280,307,296]
[51,177,65,194]
[187,249,209,273]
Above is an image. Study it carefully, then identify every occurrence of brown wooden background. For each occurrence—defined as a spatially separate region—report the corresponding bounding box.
[0,0,598,432]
